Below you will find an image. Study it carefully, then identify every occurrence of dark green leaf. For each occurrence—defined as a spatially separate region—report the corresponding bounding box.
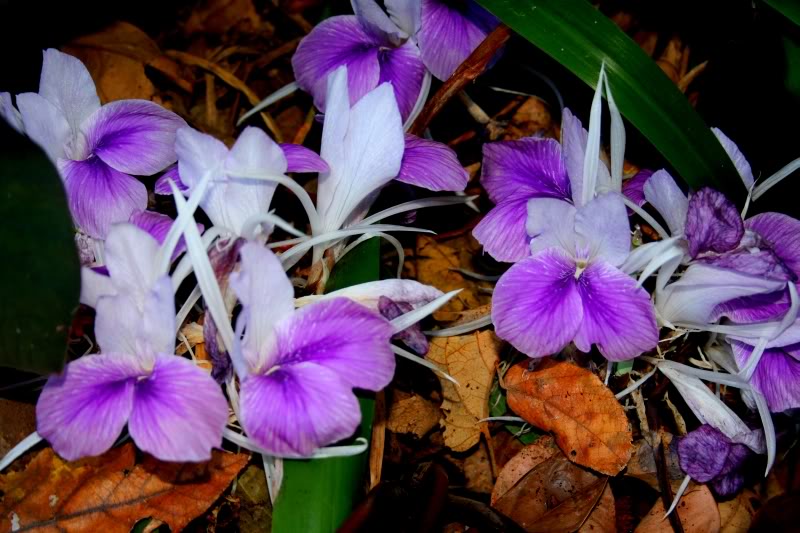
[765,0,800,26]
[477,0,740,192]
[0,123,79,374]
[271,238,380,533]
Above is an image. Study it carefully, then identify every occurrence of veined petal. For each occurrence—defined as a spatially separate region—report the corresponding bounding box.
[732,341,800,412]
[685,187,744,258]
[1,92,23,133]
[396,134,467,191]
[59,157,147,239]
[713,289,791,323]
[747,212,800,280]
[377,41,427,122]
[175,127,229,190]
[677,425,730,482]
[712,128,754,190]
[701,248,792,282]
[154,164,188,195]
[39,49,100,136]
[621,169,652,208]
[240,362,361,456]
[291,16,382,112]
[492,250,583,357]
[482,137,571,203]
[36,353,141,460]
[573,260,658,361]
[560,108,611,205]
[16,92,70,162]
[280,143,330,173]
[526,197,577,257]
[417,0,498,80]
[272,298,395,390]
[83,99,186,176]
[574,193,631,267]
[643,169,688,236]
[103,223,161,295]
[229,243,295,372]
[318,77,404,232]
[473,198,531,262]
[128,355,228,461]
[311,278,444,310]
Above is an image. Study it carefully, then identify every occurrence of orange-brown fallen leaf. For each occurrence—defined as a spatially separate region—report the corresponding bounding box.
[505,360,633,475]
[719,489,758,533]
[0,444,249,532]
[427,331,500,452]
[491,436,557,505]
[579,483,616,533]
[635,483,720,533]
[387,393,441,438]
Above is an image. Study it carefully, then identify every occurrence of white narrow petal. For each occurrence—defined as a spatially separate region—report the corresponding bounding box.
[305,279,444,310]
[603,71,625,191]
[752,156,800,201]
[643,169,688,236]
[581,65,605,206]
[389,289,460,332]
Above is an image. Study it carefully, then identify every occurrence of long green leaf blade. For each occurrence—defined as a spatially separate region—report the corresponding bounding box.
[477,0,740,191]
[764,0,800,26]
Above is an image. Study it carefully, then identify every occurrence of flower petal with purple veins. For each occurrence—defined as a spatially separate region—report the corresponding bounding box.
[492,250,583,357]
[573,260,659,361]
[36,353,141,460]
[377,41,427,122]
[711,442,750,497]
[746,212,800,280]
[701,248,792,282]
[280,143,330,173]
[713,289,791,323]
[175,127,229,189]
[82,99,186,176]
[352,0,407,44]
[379,296,429,355]
[712,128,754,190]
[395,134,467,191]
[574,193,631,267]
[128,355,228,462]
[473,198,532,262]
[38,49,100,135]
[482,137,571,203]
[685,187,744,258]
[230,244,295,373]
[677,425,731,482]
[560,108,611,205]
[154,164,188,195]
[314,278,444,310]
[417,0,498,80]
[643,169,688,236]
[240,362,361,456]
[273,297,395,390]
[621,169,652,208]
[16,92,71,162]
[59,157,147,239]
[732,341,800,412]
[1,92,23,133]
[292,16,382,112]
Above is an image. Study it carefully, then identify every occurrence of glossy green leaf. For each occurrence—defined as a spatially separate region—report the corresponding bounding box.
[477,0,740,192]
[764,0,800,26]
[0,123,79,374]
[272,238,380,533]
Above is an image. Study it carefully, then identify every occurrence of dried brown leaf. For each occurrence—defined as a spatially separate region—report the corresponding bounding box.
[635,483,720,533]
[0,444,249,532]
[491,436,557,505]
[579,483,616,533]
[0,399,36,458]
[719,489,758,533]
[387,393,440,437]
[428,331,500,452]
[185,0,264,35]
[505,360,633,475]
[499,97,553,140]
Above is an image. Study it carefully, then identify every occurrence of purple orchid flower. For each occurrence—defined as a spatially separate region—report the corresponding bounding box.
[37,224,228,461]
[492,193,659,360]
[678,424,752,497]
[229,242,396,456]
[4,49,186,239]
[291,0,497,123]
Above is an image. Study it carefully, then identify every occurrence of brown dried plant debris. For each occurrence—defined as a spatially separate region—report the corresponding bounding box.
[504,359,633,475]
[635,483,721,533]
[0,444,249,532]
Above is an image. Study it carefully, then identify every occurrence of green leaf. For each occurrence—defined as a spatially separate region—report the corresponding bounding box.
[0,123,79,374]
[476,0,740,192]
[764,0,800,26]
[271,238,380,533]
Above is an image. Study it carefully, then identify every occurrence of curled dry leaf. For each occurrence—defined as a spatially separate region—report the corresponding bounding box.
[491,436,558,505]
[0,444,249,532]
[635,483,720,533]
[427,331,501,452]
[505,360,633,475]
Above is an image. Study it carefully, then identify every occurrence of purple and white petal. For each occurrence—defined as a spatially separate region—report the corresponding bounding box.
[140,276,179,356]
[240,362,361,456]
[713,289,791,323]
[560,108,612,204]
[82,99,186,176]
[573,260,658,361]
[386,0,421,36]
[732,341,800,412]
[677,425,731,482]
[103,223,161,295]
[154,164,188,195]
[379,296,429,354]
[526,197,577,257]
[318,68,404,232]
[16,92,71,162]
[417,0,497,80]
[473,199,531,262]
[377,41,427,122]
[36,353,141,460]
[0,92,23,133]
[280,143,330,173]
[574,193,631,267]
[621,169,652,208]
[481,137,571,204]
[395,134,467,191]
[643,169,688,236]
[226,126,288,177]
[701,248,792,282]
[80,266,115,308]
[129,210,198,260]
[492,250,584,357]
[128,355,228,461]
[272,297,395,390]
[229,243,295,373]
[747,212,800,280]
[685,187,744,258]
[352,0,407,43]
[317,278,444,310]
[175,127,229,190]
[712,128,754,190]
[59,158,147,239]
[292,16,382,112]
[39,49,100,135]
